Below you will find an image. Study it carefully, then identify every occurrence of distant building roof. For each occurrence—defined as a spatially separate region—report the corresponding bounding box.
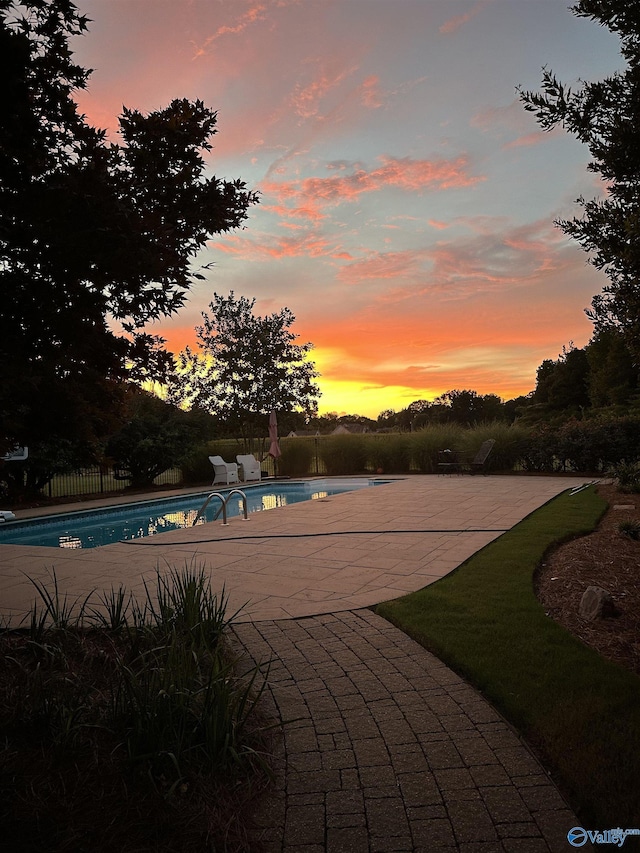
[331,423,370,435]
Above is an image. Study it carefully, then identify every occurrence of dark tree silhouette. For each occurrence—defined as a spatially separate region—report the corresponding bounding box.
[519,1,640,367]
[169,292,320,452]
[0,0,258,455]
[533,346,591,412]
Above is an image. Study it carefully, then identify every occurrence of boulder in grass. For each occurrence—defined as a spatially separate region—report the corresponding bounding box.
[579,586,616,621]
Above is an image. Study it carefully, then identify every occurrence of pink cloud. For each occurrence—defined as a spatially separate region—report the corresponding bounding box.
[290,61,359,118]
[471,100,526,131]
[262,154,485,218]
[440,0,494,34]
[337,218,567,294]
[471,101,562,150]
[210,231,335,260]
[262,202,327,222]
[502,130,557,150]
[360,75,385,109]
[338,250,428,284]
[191,4,268,57]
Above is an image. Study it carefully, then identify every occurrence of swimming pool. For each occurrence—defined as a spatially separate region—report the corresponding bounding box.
[0,479,390,550]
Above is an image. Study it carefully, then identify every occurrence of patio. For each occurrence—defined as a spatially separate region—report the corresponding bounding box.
[0,475,576,625]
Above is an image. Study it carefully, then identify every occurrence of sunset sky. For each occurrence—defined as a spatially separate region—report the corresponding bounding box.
[70,0,623,418]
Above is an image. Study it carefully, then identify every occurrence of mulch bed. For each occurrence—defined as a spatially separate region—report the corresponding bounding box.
[535,482,640,676]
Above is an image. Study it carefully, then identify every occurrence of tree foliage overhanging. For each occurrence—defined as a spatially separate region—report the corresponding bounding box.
[519,0,640,366]
[0,0,258,455]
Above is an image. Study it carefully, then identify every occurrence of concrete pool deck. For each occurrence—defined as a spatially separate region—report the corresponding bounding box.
[0,474,578,624]
[0,474,594,850]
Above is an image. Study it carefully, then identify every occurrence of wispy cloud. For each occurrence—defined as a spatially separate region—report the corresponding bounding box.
[290,60,360,118]
[210,231,336,260]
[338,218,565,296]
[338,249,429,284]
[502,129,559,150]
[192,3,268,57]
[440,0,494,34]
[262,154,485,221]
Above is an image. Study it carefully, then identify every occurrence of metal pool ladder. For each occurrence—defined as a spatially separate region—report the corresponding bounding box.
[192,489,249,526]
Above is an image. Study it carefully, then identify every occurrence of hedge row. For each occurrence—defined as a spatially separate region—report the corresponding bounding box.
[177,418,640,482]
[521,417,640,473]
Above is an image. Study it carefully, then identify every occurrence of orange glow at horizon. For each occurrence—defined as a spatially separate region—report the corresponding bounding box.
[158,323,559,420]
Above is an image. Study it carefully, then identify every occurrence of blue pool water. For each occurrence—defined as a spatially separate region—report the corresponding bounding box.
[0,479,390,550]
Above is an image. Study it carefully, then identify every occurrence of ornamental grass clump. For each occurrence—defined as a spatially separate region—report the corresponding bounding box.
[367,434,412,474]
[0,565,273,852]
[319,435,368,475]
[409,424,465,473]
[618,519,640,540]
[278,437,315,476]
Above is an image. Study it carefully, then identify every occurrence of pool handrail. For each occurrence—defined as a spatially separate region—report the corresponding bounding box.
[192,492,227,526]
[219,489,249,522]
[193,489,249,527]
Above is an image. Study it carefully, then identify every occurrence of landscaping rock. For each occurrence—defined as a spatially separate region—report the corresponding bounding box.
[579,586,616,621]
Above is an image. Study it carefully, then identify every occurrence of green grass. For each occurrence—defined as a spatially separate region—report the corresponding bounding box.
[376,487,640,827]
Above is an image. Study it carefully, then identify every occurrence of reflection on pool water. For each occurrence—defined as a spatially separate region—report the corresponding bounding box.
[0,479,390,550]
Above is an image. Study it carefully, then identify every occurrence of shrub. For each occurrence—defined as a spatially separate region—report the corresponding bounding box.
[106,393,197,488]
[519,425,561,472]
[610,461,640,494]
[528,416,640,474]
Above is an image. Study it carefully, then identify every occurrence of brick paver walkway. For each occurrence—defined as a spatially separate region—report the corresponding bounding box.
[233,610,584,853]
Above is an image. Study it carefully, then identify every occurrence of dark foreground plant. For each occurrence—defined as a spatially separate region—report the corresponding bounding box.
[619,519,640,540]
[610,461,640,494]
[0,565,274,852]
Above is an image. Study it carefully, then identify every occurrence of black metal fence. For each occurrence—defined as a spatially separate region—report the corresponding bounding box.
[39,456,282,500]
[41,467,185,499]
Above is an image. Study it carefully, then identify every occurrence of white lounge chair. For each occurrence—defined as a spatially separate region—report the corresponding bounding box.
[236,454,261,482]
[209,455,239,486]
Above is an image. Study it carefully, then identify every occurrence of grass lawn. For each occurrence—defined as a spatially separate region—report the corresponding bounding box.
[376,486,640,827]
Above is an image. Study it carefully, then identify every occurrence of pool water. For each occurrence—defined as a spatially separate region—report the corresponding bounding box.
[0,479,390,550]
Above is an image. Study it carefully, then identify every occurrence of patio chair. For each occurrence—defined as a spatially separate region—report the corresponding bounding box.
[209,455,239,486]
[437,439,496,475]
[236,454,261,482]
